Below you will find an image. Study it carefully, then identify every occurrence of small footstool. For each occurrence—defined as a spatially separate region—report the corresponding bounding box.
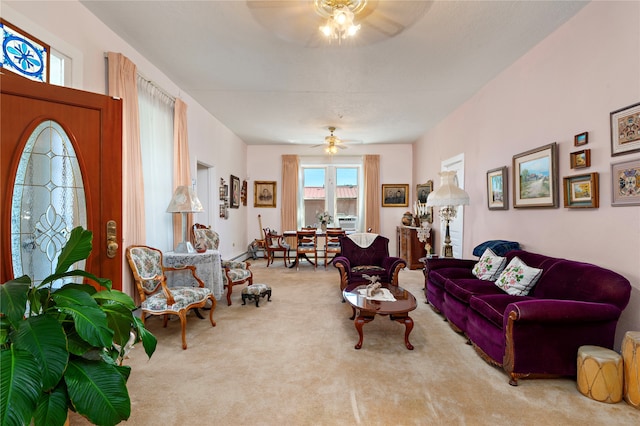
[241,284,272,307]
[577,345,623,403]
[622,331,640,409]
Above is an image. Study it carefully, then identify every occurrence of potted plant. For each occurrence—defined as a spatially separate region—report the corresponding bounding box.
[0,226,157,426]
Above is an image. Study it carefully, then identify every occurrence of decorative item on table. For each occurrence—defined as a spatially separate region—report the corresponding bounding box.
[363,274,382,297]
[401,211,414,226]
[167,185,204,253]
[317,210,333,230]
[416,221,433,256]
[427,171,470,258]
[414,200,431,224]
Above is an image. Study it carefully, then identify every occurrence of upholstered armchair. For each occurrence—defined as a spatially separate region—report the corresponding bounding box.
[192,224,253,306]
[125,245,216,350]
[332,233,407,291]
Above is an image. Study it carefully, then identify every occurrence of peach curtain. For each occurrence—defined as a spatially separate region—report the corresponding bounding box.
[172,99,192,247]
[363,154,380,233]
[107,52,144,298]
[281,155,299,238]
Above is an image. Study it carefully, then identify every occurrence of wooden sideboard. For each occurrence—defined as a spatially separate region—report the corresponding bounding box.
[397,226,431,270]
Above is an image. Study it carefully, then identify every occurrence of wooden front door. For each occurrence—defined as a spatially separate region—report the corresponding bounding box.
[1,71,123,289]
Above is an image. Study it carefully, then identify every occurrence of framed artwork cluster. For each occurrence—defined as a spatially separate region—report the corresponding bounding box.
[610,102,640,206]
[219,178,228,219]
[562,131,599,209]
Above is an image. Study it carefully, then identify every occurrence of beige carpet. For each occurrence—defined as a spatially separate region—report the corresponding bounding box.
[71,259,639,425]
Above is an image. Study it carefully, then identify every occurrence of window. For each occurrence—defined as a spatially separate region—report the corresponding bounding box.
[49,49,71,87]
[300,158,362,231]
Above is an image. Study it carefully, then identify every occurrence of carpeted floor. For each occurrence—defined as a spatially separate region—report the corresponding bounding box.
[71,258,639,425]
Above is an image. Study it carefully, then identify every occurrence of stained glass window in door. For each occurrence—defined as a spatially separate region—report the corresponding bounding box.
[11,120,87,286]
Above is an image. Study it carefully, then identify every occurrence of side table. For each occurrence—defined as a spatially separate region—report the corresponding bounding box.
[164,250,224,300]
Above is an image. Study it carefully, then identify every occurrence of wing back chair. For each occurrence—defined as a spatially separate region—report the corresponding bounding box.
[125,245,216,350]
[192,224,253,306]
[332,233,407,291]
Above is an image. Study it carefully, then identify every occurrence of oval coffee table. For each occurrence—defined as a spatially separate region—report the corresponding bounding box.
[342,283,417,350]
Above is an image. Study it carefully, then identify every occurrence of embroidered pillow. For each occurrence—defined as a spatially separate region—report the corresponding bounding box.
[472,248,507,281]
[494,257,543,296]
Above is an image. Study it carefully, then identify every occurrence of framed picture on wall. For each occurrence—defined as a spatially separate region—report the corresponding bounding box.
[382,184,409,207]
[570,149,591,169]
[230,175,240,208]
[254,181,276,208]
[486,166,508,210]
[512,142,559,208]
[611,102,640,156]
[611,159,640,206]
[563,172,599,208]
[574,132,588,146]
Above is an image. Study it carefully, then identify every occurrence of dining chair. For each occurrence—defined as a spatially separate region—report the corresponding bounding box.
[324,228,346,268]
[125,245,216,350]
[263,228,291,267]
[295,228,318,270]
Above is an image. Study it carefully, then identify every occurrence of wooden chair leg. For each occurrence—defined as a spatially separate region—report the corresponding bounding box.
[226,283,233,306]
[208,295,217,327]
[179,311,188,350]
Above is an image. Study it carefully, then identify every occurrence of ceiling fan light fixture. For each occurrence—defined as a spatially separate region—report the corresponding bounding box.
[315,0,366,43]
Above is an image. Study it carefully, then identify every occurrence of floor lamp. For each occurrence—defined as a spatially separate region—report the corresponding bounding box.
[426,171,470,258]
[166,185,204,253]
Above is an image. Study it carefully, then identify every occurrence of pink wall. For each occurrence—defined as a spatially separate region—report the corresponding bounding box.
[414,1,640,346]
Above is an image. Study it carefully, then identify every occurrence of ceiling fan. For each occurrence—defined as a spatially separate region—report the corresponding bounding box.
[311,127,349,154]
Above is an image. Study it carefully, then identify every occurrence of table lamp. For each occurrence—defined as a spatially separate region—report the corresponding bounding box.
[166,185,204,253]
[426,171,470,258]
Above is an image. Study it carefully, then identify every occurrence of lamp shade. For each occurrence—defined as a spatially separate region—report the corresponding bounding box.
[166,185,204,213]
[427,171,470,207]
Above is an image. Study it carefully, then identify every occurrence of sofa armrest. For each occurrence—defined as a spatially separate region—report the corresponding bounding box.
[506,299,622,325]
[426,258,477,271]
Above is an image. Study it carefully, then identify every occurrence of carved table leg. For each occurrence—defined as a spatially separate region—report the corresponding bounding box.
[354,314,374,350]
[391,314,414,350]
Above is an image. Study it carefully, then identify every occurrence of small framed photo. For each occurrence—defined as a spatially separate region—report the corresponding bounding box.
[219,204,228,219]
[574,132,588,146]
[611,102,640,156]
[512,142,559,208]
[230,175,240,208]
[254,181,277,208]
[487,166,508,210]
[382,184,409,207]
[219,184,228,201]
[570,149,591,169]
[612,159,640,206]
[563,172,599,208]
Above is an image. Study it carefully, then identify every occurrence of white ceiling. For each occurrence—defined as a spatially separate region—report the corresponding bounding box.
[80,0,587,146]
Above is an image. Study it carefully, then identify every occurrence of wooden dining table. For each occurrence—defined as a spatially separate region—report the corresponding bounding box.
[283,229,351,269]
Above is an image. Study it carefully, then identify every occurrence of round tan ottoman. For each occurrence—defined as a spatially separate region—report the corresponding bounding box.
[622,331,640,409]
[577,345,623,403]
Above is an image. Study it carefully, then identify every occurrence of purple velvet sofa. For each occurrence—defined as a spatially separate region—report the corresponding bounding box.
[333,234,406,291]
[425,249,631,385]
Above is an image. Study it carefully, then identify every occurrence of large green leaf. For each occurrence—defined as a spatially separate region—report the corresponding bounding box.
[41,270,112,291]
[94,289,136,310]
[133,316,158,359]
[100,302,135,347]
[52,288,113,348]
[54,227,93,275]
[0,347,41,426]
[0,276,31,326]
[65,359,130,426]
[13,315,68,391]
[34,383,68,426]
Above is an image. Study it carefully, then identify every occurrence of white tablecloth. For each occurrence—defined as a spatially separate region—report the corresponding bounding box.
[163,250,223,300]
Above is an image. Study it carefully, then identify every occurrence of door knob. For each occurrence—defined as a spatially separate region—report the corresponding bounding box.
[107,220,118,258]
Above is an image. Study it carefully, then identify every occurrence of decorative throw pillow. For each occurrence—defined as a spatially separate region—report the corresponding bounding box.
[494,257,543,296]
[472,248,507,281]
